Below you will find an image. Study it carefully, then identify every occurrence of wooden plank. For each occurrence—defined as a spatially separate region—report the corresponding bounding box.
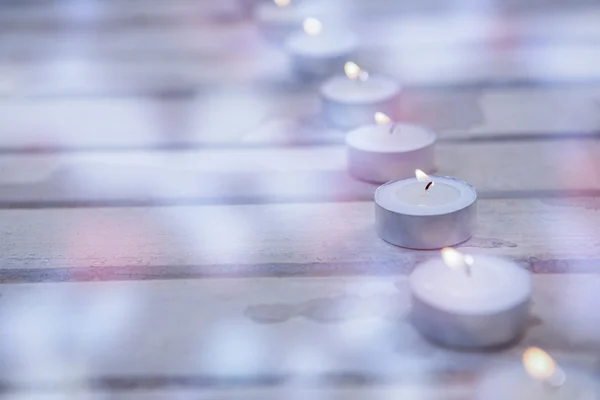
[0,89,279,150]
[0,23,255,60]
[3,7,600,57]
[0,140,599,206]
[1,198,600,272]
[0,0,243,29]
[368,7,600,46]
[0,275,596,386]
[1,0,597,32]
[0,86,598,150]
[1,44,600,97]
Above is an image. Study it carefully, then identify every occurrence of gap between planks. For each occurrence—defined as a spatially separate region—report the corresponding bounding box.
[0,386,470,400]
[0,131,598,156]
[0,258,598,284]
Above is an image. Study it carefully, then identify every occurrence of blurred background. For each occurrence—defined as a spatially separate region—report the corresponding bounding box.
[0,0,599,399]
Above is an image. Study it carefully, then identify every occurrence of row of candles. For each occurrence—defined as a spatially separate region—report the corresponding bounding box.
[251,0,599,397]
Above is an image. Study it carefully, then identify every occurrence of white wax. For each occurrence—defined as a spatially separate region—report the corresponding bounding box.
[396,182,461,206]
[254,1,333,26]
[320,75,401,104]
[376,176,476,216]
[345,123,435,152]
[410,255,531,314]
[285,30,357,58]
[477,364,599,400]
[254,3,300,23]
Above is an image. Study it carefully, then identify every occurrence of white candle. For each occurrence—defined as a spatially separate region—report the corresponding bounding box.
[374,171,477,249]
[477,348,599,399]
[285,18,357,78]
[346,112,436,183]
[254,0,332,43]
[320,62,401,129]
[409,249,531,348]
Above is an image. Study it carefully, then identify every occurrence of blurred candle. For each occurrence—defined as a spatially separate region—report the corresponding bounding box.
[254,0,332,43]
[320,62,401,129]
[345,112,436,183]
[409,248,531,347]
[285,18,357,78]
[477,348,599,399]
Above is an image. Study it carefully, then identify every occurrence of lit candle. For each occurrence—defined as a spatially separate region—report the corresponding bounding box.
[345,112,436,183]
[320,62,401,129]
[409,248,532,348]
[253,0,303,42]
[254,0,340,44]
[374,170,477,249]
[477,348,599,399]
[285,18,357,78]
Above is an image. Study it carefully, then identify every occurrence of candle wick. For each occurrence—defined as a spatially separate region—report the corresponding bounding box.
[425,181,434,191]
[463,255,474,277]
[464,263,472,277]
[389,123,396,135]
[544,368,566,390]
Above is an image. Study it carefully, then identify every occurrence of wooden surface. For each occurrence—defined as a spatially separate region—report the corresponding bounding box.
[1,86,599,150]
[2,0,600,398]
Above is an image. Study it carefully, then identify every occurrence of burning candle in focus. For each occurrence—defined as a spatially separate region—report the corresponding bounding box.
[375,170,477,249]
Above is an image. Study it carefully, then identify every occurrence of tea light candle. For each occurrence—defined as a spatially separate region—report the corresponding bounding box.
[321,62,401,129]
[374,170,477,249]
[254,0,304,42]
[346,112,436,183]
[477,348,599,399]
[285,18,357,78]
[410,248,531,348]
[254,0,331,43]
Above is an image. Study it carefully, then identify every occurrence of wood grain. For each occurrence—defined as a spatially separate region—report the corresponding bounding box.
[0,0,244,30]
[0,140,598,206]
[0,86,598,150]
[1,198,600,272]
[0,275,596,387]
[1,1,599,398]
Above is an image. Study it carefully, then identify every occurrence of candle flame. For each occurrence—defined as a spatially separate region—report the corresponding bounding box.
[344,61,361,80]
[441,248,473,270]
[303,18,322,36]
[523,347,558,381]
[374,112,392,125]
[415,169,430,182]
[274,0,291,6]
